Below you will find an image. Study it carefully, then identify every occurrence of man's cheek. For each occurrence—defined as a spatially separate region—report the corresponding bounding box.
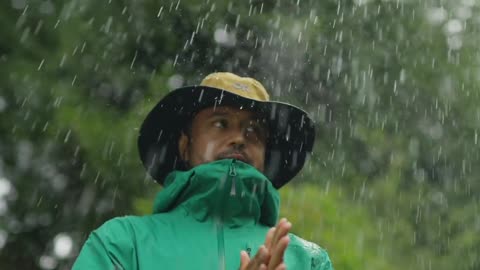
[204,142,217,160]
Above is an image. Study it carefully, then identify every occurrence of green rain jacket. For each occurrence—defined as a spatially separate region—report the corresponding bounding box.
[73,159,333,270]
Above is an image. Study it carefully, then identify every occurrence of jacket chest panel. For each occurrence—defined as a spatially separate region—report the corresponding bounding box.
[135,221,268,270]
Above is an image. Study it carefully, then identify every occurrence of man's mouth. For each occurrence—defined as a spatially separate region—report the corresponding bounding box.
[218,151,249,164]
[225,153,247,162]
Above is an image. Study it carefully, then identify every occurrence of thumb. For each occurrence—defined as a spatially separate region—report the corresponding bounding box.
[239,250,251,270]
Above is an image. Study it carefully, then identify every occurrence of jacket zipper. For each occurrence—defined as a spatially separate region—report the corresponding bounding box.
[217,160,237,270]
[229,161,237,195]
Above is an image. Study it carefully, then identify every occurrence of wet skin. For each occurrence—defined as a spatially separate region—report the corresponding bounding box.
[178,106,291,270]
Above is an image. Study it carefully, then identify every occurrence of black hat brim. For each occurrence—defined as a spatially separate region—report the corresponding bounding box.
[137,85,315,189]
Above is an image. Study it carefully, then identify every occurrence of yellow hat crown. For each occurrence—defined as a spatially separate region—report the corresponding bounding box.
[200,72,270,101]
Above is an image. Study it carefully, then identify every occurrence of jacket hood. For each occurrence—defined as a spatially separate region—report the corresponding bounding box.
[152,159,280,227]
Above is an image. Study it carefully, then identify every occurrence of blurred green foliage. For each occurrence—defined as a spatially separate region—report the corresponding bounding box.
[1,0,479,269]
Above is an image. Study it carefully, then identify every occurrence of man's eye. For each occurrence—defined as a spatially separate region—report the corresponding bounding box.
[213,120,227,128]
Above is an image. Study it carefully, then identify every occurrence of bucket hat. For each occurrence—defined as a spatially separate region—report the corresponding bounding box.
[138,72,315,188]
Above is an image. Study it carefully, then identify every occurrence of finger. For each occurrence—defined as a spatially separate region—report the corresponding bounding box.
[272,219,291,250]
[239,251,250,270]
[250,245,270,269]
[264,227,276,249]
[269,236,290,270]
[268,235,290,270]
[271,218,287,248]
[278,221,292,241]
[274,263,287,270]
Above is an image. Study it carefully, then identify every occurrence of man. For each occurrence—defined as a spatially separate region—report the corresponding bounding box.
[73,72,333,270]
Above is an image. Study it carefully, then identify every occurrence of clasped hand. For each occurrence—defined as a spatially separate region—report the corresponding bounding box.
[239,218,292,270]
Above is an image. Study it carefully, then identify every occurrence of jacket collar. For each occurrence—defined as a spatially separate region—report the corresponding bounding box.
[153,159,279,227]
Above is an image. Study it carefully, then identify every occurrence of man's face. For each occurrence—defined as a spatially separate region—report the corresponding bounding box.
[178,106,268,172]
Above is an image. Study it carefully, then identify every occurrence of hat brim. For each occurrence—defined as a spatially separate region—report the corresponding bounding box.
[138,86,315,188]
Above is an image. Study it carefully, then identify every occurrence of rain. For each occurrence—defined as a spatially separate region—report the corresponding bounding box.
[1,0,479,269]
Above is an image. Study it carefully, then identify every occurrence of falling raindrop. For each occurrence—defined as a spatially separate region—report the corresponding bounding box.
[37,59,45,70]
[167,74,184,89]
[157,6,164,17]
[0,177,12,198]
[53,233,73,259]
[0,96,7,112]
[0,230,7,249]
[39,255,57,270]
[426,7,447,25]
[214,28,236,47]
[444,19,463,35]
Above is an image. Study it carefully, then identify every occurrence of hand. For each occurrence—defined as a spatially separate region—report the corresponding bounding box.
[239,218,292,270]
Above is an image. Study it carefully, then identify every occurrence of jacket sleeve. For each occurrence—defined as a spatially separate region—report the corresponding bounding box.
[312,249,334,270]
[72,218,137,270]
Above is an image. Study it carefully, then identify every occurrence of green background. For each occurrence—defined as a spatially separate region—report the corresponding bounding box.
[1,0,479,269]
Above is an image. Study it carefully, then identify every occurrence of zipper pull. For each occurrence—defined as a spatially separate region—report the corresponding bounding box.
[229,162,237,195]
[229,163,237,176]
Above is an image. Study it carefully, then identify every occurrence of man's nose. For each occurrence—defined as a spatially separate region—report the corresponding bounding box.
[228,128,247,147]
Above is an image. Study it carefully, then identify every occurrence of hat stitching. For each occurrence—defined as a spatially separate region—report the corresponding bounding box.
[232,82,250,92]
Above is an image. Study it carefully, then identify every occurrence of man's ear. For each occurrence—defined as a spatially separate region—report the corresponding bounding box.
[178,132,190,162]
